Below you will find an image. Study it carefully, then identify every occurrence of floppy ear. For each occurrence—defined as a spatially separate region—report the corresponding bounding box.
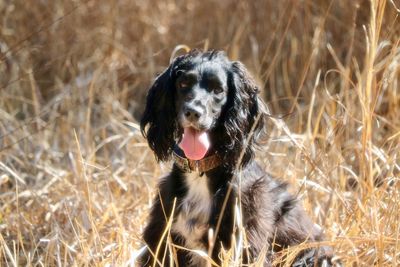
[220,61,265,168]
[140,57,183,161]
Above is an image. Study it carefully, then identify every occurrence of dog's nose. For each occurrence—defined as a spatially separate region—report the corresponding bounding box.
[184,107,202,122]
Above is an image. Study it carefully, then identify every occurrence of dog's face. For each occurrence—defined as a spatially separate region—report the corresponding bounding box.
[173,60,231,160]
[175,61,229,132]
[141,50,265,167]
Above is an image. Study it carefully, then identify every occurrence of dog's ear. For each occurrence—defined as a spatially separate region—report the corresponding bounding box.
[222,61,265,168]
[140,56,184,161]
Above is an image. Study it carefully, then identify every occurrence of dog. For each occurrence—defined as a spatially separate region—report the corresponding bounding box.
[139,50,335,266]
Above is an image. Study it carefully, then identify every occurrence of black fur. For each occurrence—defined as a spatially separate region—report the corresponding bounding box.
[139,50,335,266]
[140,55,181,161]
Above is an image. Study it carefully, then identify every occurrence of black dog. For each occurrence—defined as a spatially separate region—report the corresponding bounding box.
[139,50,334,266]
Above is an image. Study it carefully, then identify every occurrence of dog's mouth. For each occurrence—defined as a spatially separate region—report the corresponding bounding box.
[178,127,210,160]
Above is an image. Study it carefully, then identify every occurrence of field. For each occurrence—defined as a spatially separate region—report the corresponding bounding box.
[0,0,399,266]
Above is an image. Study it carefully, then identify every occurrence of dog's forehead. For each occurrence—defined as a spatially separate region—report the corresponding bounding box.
[185,60,228,81]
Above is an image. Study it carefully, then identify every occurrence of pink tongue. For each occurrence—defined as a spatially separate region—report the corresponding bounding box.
[178,128,210,160]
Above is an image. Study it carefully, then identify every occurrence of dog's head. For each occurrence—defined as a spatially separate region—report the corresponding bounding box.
[141,50,265,169]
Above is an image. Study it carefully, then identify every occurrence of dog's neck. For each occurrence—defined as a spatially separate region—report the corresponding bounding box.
[171,142,251,193]
[172,146,222,173]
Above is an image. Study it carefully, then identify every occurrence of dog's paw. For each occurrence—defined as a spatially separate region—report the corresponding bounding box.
[292,247,342,267]
[318,257,343,267]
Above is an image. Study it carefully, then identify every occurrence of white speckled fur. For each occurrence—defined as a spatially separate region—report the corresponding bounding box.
[172,172,212,266]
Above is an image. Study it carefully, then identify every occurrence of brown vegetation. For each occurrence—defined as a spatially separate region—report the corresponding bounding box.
[0,0,399,266]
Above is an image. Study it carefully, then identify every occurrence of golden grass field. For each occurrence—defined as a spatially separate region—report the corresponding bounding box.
[0,0,399,266]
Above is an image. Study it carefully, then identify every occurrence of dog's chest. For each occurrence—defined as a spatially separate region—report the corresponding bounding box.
[172,172,212,250]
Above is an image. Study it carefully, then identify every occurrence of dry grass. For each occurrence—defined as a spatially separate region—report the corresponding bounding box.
[0,0,399,266]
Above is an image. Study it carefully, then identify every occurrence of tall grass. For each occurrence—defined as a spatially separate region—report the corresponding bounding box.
[0,0,399,266]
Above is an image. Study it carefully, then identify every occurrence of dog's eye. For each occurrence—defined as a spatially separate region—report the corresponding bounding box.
[213,86,223,94]
[178,81,189,89]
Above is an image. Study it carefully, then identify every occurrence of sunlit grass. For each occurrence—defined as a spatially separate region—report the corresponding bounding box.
[0,0,399,266]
